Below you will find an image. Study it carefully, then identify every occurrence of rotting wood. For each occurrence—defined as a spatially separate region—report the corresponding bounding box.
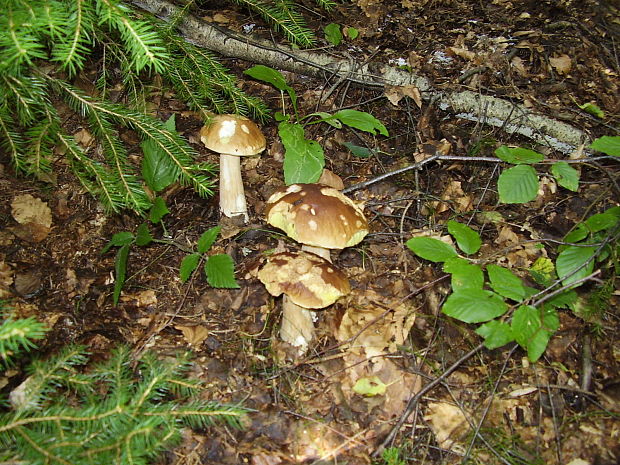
[132,0,589,153]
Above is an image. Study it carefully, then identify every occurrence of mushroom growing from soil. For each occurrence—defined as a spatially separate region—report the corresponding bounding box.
[200,114,266,222]
[262,183,368,352]
[258,250,350,350]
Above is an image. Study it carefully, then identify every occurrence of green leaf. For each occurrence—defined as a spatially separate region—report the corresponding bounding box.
[311,112,341,128]
[331,110,389,136]
[113,244,130,305]
[447,220,481,255]
[345,26,359,40]
[324,23,343,46]
[564,223,589,243]
[197,226,222,254]
[244,65,297,112]
[556,245,596,287]
[590,135,620,156]
[141,114,180,192]
[442,289,508,323]
[551,161,579,192]
[342,142,373,158]
[149,197,169,224]
[444,257,484,291]
[406,237,457,262]
[476,320,514,349]
[102,231,135,254]
[205,254,239,289]
[244,65,290,92]
[529,257,556,286]
[352,376,387,396]
[547,290,577,309]
[134,223,152,246]
[498,165,539,204]
[280,122,325,184]
[486,264,526,302]
[495,146,544,164]
[578,102,605,119]
[180,253,201,283]
[511,305,558,362]
[585,213,619,233]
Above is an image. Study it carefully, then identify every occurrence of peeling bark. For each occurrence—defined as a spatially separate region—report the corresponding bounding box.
[133,0,590,153]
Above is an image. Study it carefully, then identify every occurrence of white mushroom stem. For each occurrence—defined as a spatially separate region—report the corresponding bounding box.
[279,245,330,354]
[280,296,316,354]
[219,154,248,222]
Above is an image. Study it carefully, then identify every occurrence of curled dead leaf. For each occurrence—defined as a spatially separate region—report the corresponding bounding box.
[11,194,52,228]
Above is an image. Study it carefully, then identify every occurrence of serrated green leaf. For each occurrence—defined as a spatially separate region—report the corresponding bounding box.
[551,161,579,192]
[141,114,180,192]
[342,142,373,158]
[556,245,596,287]
[353,376,387,397]
[113,244,130,305]
[280,122,324,184]
[149,197,169,224]
[442,289,508,323]
[180,253,201,283]
[476,320,514,349]
[512,305,558,362]
[590,136,620,156]
[578,102,605,118]
[444,257,484,291]
[332,110,388,136]
[197,226,221,254]
[102,231,135,254]
[135,223,153,246]
[585,213,618,233]
[406,237,457,262]
[495,146,544,164]
[205,254,239,289]
[498,165,539,204]
[447,220,481,255]
[324,23,343,46]
[486,264,526,302]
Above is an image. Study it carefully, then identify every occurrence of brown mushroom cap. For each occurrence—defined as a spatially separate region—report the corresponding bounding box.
[265,184,368,249]
[258,250,350,309]
[200,114,266,156]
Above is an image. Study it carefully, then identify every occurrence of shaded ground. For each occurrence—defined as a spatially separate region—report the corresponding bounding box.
[1,0,619,463]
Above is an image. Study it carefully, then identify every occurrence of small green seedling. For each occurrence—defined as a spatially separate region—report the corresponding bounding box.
[103,200,238,305]
[324,23,343,46]
[244,65,388,184]
[179,226,239,289]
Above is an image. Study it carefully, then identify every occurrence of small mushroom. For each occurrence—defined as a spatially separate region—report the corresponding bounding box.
[200,114,266,222]
[263,184,368,351]
[258,250,350,352]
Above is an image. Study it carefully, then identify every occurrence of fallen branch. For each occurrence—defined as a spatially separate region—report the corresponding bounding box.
[133,0,590,154]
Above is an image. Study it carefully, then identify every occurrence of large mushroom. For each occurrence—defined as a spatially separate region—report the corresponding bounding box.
[258,250,350,350]
[200,114,266,222]
[262,183,369,352]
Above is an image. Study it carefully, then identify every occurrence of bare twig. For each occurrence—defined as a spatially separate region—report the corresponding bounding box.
[372,342,485,457]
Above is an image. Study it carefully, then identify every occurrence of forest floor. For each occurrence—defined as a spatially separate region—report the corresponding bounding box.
[1,0,619,464]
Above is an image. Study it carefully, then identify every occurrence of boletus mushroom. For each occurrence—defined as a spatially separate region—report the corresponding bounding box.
[258,250,350,352]
[200,114,266,222]
[262,184,368,352]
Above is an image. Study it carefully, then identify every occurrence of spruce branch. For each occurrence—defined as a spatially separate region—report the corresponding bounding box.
[1,344,249,464]
[51,0,96,76]
[230,0,315,47]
